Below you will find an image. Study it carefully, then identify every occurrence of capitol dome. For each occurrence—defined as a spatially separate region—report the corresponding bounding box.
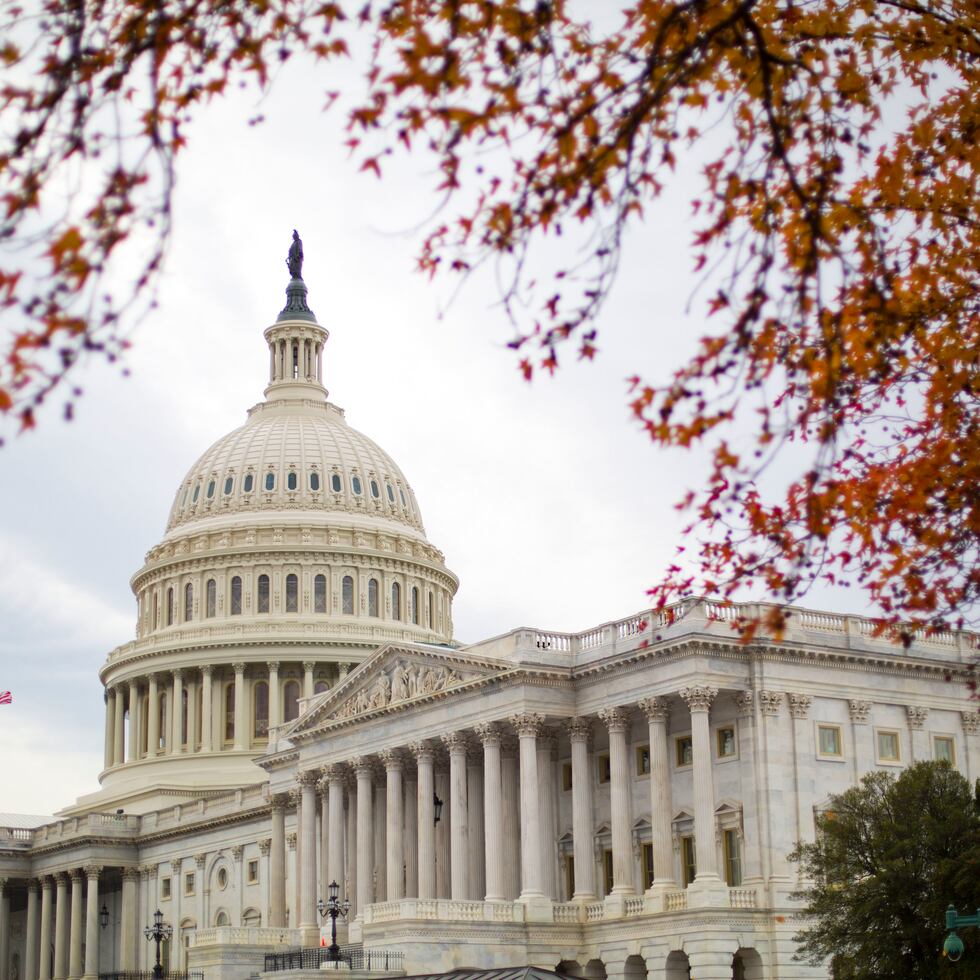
[88,236,459,812]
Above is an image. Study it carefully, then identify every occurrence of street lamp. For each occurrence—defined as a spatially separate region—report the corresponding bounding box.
[943,904,980,962]
[316,880,351,964]
[143,909,173,979]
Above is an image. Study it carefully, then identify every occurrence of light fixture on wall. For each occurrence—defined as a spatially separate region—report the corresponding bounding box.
[100,903,109,930]
[433,792,443,825]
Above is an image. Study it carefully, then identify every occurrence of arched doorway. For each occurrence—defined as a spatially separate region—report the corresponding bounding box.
[733,948,764,980]
[624,954,647,980]
[665,950,691,980]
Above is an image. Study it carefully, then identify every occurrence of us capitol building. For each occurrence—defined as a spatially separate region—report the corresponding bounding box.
[1,240,978,980]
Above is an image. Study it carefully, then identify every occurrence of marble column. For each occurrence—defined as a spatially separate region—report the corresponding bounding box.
[269,794,287,927]
[303,661,315,701]
[404,774,418,898]
[733,692,763,884]
[319,776,330,902]
[536,732,558,899]
[789,693,814,844]
[963,711,980,784]
[477,723,505,901]
[466,751,485,901]
[185,675,198,753]
[345,776,358,912]
[567,718,597,900]
[434,766,449,899]
[599,706,635,897]
[849,700,872,780]
[637,698,675,892]
[40,877,53,980]
[82,867,100,980]
[113,686,125,766]
[68,870,83,980]
[267,662,281,735]
[120,869,138,972]
[128,680,141,761]
[382,751,405,901]
[413,742,436,900]
[512,713,545,900]
[147,675,160,757]
[373,780,387,902]
[104,689,115,768]
[353,757,375,917]
[442,734,469,900]
[232,663,247,751]
[53,874,68,980]
[681,685,720,882]
[25,879,39,980]
[907,705,930,761]
[0,879,8,980]
[326,768,346,892]
[171,669,184,755]
[200,665,214,752]
[299,772,318,931]
[193,855,206,932]
[501,741,521,900]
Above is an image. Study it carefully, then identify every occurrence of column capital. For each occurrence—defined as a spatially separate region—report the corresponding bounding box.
[757,689,783,716]
[194,853,207,870]
[121,867,140,882]
[638,697,671,723]
[297,768,320,787]
[962,710,980,736]
[200,663,215,677]
[231,845,244,862]
[566,717,592,742]
[258,838,272,856]
[441,732,468,754]
[302,660,316,671]
[266,660,280,671]
[906,705,929,730]
[511,712,545,737]
[410,740,435,763]
[40,875,53,890]
[69,868,84,882]
[474,721,502,746]
[733,690,754,718]
[350,755,375,777]
[270,792,289,812]
[25,876,39,889]
[849,699,871,723]
[232,661,246,674]
[679,686,717,713]
[789,693,812,720]
[172,667,184,681]
[287,787,301,808]
[140,864,158,878]
[338,662,353,677]
[285,832,297,850]
[379,748,405,771]
[598,705,631,733]
[82,865,102,879]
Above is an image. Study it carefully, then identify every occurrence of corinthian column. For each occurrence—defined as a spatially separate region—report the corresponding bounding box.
[200,665,214,752]
[298,771,319,932]
[638,697,676,895]
[512,713,545,902]
[381,751,405,901]
[404,773,418,898]
[39,877,53,980]
[269,794,287,927]
[599,706,635,898]
[53,873,68,980]
[353,757,375,918]
[681,685,720,886]
[68,870,83,980]
[566,718,597,901]
[113,686,125,766]
[25,879,39,980]
[171,669,184,755]
[441,734,469,900]
[412,742,436,900]
[128,680,141,761]
[267,662,281,734]
[82,867,101,980]
[476,724,505,901]
[326,767,345,893]
[120,869,138,971]
[147,675,160,757]
[232,663,247,751]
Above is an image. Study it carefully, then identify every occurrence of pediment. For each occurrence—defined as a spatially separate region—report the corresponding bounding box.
[288,643,512,736]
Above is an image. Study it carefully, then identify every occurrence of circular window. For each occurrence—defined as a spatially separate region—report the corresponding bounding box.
[217,867,228,889]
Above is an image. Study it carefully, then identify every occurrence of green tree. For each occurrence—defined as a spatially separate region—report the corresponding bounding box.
[790,761,980,979]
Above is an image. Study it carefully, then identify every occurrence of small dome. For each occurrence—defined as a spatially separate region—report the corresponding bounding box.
[165,400,425,535]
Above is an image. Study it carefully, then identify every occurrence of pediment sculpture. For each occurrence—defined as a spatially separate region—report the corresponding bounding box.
[332,659,468,720]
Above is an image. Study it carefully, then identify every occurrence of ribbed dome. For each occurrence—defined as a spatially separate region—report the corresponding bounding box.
[166,399,425,535]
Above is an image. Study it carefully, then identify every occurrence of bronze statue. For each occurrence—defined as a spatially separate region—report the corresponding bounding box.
[286,229,304,280]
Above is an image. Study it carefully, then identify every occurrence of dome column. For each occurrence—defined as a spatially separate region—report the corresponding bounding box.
[103,689,114,769]
[170,669,184,755]
[147,675,160,757]
[200,666,214,752]
[186,674,198,753]
[267,662,280,735]
[128,680,141,761]
[112,685,125,766]
[232,663,246,751]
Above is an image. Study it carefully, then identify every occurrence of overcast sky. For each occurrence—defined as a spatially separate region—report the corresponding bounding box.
[0,53,871,817]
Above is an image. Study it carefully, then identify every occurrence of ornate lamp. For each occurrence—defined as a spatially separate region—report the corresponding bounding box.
[99,903,109,930]
[316,881,351,963]
[433,791,443,825]
[143,909,173,979]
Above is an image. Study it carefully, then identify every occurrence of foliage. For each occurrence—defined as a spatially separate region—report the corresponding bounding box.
[789,761,980,980]
[0,1,978,630]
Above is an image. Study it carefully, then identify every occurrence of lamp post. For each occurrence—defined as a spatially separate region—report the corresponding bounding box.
[143,909,173,979]
[943,904,980,962]
[316,881,351,964]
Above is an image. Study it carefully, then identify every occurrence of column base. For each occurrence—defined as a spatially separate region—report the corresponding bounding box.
[643,881,679,913]
[515,893,552,922]
[603,890,637,917]
[686,875,729,909]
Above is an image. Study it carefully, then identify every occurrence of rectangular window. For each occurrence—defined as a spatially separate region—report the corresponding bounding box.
[723,829,742,887]
[561,762,573,792]
[160,877,171,900]
[817,724,844,758]
[641,842,654,889]
[933,735,955,764]
[597,752,611,784]
[876,728,901,764]
[716,725,737,759]
[675,735,693,768]
[184,872,195,896]
[603,849,614,895]
[635,743,651,775]
[681,836,696,886]
[247,859,259,884]
[564,855,575,899]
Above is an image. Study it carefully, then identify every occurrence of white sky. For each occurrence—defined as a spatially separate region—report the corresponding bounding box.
[0,54,871,816]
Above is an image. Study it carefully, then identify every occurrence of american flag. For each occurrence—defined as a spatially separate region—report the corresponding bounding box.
[0,691,11,705]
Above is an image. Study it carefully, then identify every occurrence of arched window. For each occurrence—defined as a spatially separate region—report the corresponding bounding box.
[411,587,420,625]
[192,483,200,503]
[368,578,379,617]
[184,583,193,622]
[342,576,354,615]
[152,592,158,629]
[230,576,242,615]
[140,694,149,755]
[351,475,362,495]
[428,591,434,628]
[214,911,229,927]
[313,680,329,695]
[206,579,216,618]
[166,587,174,626]
[159,692,168,751]
[223,476,234,495]
[224,683,235,743]
[386,483,395,502]
[253,681,269,739]
[181,689,189,746]
[391,582,401,621]
[331,473,342,492]
[283,681,300,723]
[314,574,326,613]
[243,473,254,493]
[310,472,320,491]
[287,471,298,491]
[370,479,380,498]
[285,574,298,612]
[206,479,215,499]
[257,575,270,613]
[265,472,275,491]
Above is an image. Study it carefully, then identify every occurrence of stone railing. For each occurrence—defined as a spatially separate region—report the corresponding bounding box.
[0,826,34,849]
[29,812,140,846]
[193,926,296,947]
[664,892,688,913]
[623,897,645,917]
[363,899,525,925]
[585,903,605,923]
[729,889,758,909]
[552,903,582,924]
